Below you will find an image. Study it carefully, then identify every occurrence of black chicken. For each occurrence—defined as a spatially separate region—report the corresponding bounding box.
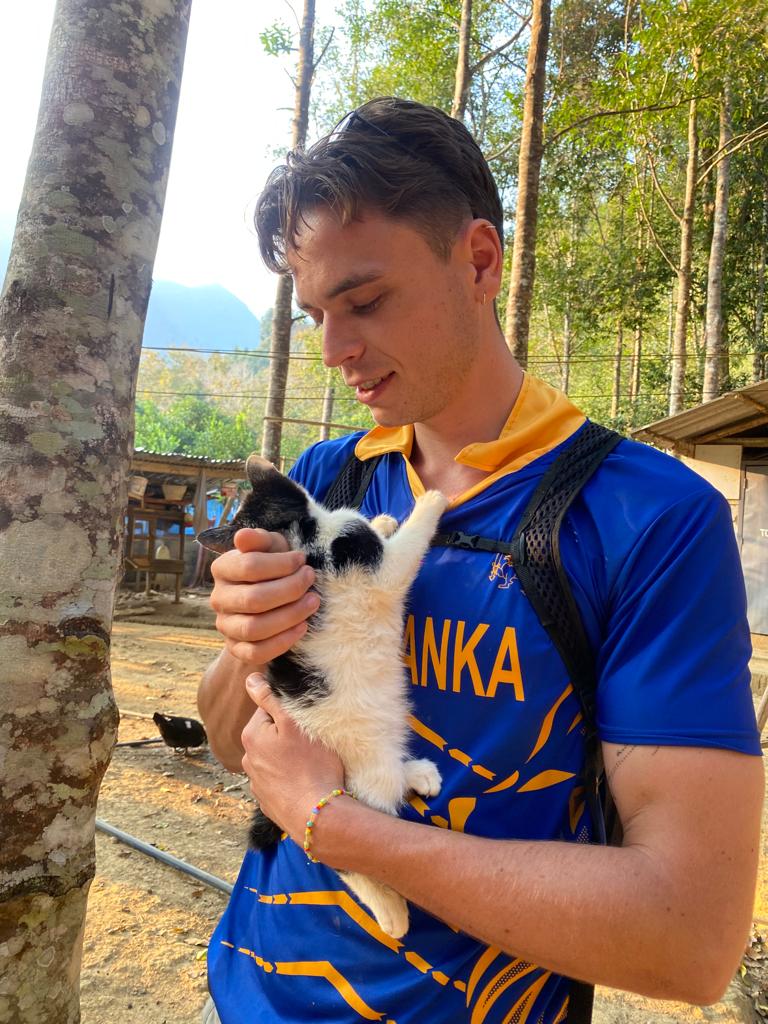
[152,712,208,751]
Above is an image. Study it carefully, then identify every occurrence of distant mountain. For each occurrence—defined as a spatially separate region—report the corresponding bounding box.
[0,234,261,353]
[143,280,261,352]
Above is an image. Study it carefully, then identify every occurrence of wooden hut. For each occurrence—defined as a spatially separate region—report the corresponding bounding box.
[124,449,244,601]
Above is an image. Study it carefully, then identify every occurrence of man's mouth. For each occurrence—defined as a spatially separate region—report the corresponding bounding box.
[354,373,393,402]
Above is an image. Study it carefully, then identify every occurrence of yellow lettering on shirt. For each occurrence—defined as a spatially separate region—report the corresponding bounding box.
[485,627,525,701]
[403,614,418,685]
[453,620,490,695]
[421,617,450,690]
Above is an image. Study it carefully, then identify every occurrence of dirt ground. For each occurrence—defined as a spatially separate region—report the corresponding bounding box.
[79,598,768,1024]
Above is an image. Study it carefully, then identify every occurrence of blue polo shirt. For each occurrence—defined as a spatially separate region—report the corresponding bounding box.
[207,376,759,1024]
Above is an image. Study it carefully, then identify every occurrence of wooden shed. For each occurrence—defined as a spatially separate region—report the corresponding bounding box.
[124,449,244,601]
[632,380,768,635]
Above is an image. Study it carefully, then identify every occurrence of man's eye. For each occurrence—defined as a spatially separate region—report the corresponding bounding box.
[352,297,382,316]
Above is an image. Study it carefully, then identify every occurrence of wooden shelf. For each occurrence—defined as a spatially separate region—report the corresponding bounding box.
[123,504,187,603]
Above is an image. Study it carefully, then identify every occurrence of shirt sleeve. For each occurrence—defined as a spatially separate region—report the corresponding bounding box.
[596,486,761,755]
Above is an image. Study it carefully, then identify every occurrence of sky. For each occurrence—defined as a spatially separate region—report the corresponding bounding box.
[2,0,339,317]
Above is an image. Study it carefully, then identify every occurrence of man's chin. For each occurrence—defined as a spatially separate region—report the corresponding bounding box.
[368,408,411,429]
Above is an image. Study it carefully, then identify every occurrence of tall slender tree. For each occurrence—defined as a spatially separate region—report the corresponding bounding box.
[0,1,191,1019]
[261,0,316,465]
[668,52,700,416]
[451,0,473,120]
[504,0,551,368]
[702,85,733,401]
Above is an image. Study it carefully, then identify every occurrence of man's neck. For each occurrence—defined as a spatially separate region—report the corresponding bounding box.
[409,341,524,495]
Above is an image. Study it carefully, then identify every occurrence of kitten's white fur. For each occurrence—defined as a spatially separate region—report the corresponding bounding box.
[279,485,448,938]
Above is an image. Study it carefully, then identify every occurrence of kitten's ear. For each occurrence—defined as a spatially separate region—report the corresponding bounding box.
[196,525,237,553]
[245,454,278,485]
[237,451,310,532]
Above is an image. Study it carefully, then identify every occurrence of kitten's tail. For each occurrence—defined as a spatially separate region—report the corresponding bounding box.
[248,807,283,849]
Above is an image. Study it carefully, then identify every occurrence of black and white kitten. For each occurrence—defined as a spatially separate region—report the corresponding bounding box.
[197,454,447,938]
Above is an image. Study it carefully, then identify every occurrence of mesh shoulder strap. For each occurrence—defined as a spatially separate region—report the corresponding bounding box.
[323,450,383,511]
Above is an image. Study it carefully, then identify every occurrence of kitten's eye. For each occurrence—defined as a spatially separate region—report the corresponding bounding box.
[352,296,382,316]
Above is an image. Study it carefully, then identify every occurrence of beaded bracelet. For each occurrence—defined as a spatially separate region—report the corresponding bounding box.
[303,787,355,863]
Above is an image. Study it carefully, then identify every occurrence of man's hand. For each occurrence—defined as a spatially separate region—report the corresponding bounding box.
[241,676,345,844]
[210,527,320,663]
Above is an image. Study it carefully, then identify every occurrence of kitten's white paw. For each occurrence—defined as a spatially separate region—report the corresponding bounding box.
[405,758,442,798]
[370,513,399,538]
[370,890,410,939]
[418,490,449,513]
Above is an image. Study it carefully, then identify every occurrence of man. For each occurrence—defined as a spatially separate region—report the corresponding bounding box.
[198,97,763,1024]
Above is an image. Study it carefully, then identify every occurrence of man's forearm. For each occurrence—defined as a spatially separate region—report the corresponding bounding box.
[309,797,746,1006]
[197,649,263,772]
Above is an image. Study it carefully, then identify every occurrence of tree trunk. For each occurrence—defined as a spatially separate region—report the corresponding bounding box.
[504,0,551,369]
[261,0,316,465]
[754,191,767,383]
[0,2,190,1020]
[611,320,623,421]
[561,302,572,394]
[451,0,473,121]
[629,216,645,415]
[702,86,732,402]
[668,86,698,416]
[319,370,335,441]
[261,274,295,462]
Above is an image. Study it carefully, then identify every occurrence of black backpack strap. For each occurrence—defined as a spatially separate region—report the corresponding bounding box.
[323,450,383,511]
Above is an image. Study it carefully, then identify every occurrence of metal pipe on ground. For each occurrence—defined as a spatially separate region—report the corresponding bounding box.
[95,818,233,895]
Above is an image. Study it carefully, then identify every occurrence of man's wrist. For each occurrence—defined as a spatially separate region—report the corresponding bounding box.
[304,793,379,869]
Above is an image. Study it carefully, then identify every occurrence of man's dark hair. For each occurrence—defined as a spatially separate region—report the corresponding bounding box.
[255,97,504,273]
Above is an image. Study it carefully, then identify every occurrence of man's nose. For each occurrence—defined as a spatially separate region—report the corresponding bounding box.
[321,315,364,368]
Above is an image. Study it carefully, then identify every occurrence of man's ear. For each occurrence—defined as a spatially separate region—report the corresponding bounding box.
[463,218,503,302]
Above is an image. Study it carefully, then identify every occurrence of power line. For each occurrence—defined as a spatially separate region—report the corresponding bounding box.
[136,388,363,401]
[141,344,764,366]
[142,345,323,361]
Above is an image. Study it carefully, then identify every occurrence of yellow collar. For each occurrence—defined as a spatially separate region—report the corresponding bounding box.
[354,374,585,477]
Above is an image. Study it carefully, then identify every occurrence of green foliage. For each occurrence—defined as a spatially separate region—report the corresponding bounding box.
[135,396,257,460]
[260,20,294,57]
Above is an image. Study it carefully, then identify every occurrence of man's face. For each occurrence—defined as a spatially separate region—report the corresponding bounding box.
[287,209,480,429]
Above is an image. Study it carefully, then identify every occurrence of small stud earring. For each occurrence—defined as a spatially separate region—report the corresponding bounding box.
[482,291,487,305]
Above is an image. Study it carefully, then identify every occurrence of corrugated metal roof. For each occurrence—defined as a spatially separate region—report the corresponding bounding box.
[631,379,768,454]
[131,448,245,473]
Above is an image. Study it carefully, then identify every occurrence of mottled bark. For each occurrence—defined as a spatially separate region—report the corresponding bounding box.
[0,1,191,1020]
[261,0,315,465]
[319,371,335,442]
[669,81,699,416]
[702,87,732,402]
[451,0,473,121]
[504,0,551,369]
